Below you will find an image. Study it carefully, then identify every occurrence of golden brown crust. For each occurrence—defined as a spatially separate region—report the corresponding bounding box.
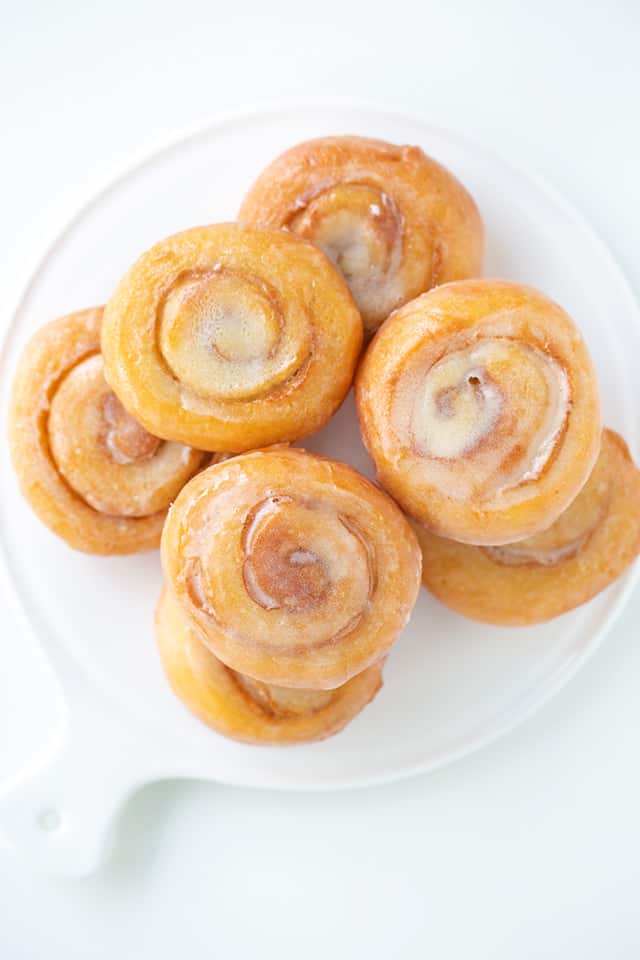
[101,223,363,452]
[415,429,640,625]
[8,308,205,554]
[161,446,422,689]
[155,588,383,745]
[356,279,601,545]
[239,136,484,337]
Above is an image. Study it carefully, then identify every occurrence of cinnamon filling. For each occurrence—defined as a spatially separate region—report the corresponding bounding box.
[178,488,377,657]
[102,393,161,464]
[47,354,200,517]
[242,497,330,612]
[483,466,609,567]
[232,672,334,717]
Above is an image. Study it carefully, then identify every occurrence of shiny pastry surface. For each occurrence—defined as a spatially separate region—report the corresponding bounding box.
[239,135,484,337]
[356,279,601,545]
[9,307,205,554]
[161,446,422,689]
[101,223,363,452]
[156,588,383,745]
[415,429,640,625]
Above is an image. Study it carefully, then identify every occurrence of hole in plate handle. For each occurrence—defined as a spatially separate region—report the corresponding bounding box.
[36,808,63,833]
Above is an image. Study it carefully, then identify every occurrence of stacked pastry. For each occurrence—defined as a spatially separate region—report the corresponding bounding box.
[156,446,420,743]
[9,135,640,746]
[355,278,640,623]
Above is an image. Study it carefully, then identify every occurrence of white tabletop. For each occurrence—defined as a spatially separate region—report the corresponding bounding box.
[1,1,639,956]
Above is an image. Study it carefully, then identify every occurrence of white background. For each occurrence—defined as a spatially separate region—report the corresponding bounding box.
[1,1,639,956]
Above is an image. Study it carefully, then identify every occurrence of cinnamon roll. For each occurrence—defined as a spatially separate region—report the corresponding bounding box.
[415,429,640,625]
[238,135,484,337]
[356,279,601,545]
[161,447,422,689]
[156,588,383,745]
[8,308,206,554]
[101,223,363,452]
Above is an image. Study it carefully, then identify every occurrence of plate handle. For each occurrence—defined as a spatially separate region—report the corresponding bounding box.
[0,686,160,877]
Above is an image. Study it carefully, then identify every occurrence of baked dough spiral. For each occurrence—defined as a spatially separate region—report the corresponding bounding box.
[356,279,601,545]
[156,588,383,745]
[415,429,640,625]
[101,223,363,452]
[161,447,422,689]
[239,136,484,337]
[9,308,205,554]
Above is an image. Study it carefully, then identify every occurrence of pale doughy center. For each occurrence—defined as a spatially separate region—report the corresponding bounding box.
[159,271,306,402]
[290,184,405,328]
[402,338,569,503]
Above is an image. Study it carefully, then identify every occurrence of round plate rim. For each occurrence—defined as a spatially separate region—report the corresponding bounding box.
[1,97,639,791]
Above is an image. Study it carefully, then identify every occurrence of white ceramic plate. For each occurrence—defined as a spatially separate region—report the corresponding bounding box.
[1,102,639,876]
